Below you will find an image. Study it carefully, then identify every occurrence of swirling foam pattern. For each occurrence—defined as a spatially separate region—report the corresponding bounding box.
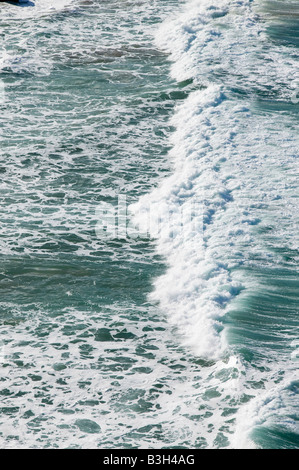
[0,0,298,449]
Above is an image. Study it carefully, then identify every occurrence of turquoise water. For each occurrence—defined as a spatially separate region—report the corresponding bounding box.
[0,0,298,449]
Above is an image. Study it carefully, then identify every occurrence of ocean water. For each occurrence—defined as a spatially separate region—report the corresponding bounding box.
[0,0,298,449]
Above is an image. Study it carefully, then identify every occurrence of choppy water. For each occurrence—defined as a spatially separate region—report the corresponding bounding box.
[0,0,298,449]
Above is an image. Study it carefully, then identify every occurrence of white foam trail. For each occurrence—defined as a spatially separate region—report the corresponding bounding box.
[231,371,299,449]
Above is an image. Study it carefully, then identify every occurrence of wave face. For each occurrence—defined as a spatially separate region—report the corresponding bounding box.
[132,0,299,448]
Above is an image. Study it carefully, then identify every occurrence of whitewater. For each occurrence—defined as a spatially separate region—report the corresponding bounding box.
[131,0,299,448]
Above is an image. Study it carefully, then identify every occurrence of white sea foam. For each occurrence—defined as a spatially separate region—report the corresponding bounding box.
[231,370,299,449]
[155,0,299,99]
[0,0,77,73]
[0,0,298,449]
[0,0,75,20]
[131,0,299,446]
[132,85,243,359]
